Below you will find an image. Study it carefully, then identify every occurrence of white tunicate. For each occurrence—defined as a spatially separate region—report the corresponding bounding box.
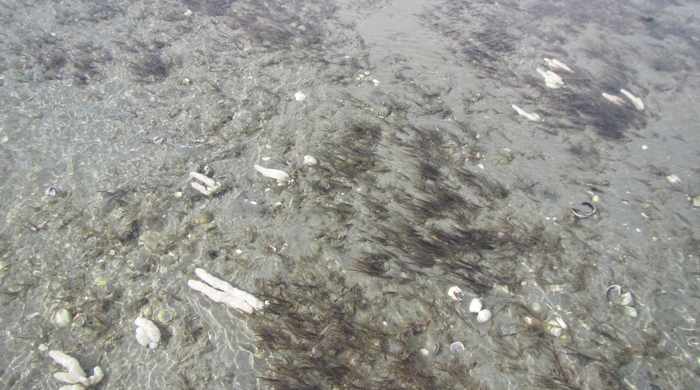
[469,298,483,313]
[294,91,307,101]
[476,309,492,323]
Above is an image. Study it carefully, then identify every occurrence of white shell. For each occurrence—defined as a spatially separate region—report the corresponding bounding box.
[294,91,307,101]
[469,298,483,313]
[449,341,465,352]
[555,317,568,330]
[549,326,562,337]
[53,308,72,328]
[303,155,318,165]
[623,306,638,318]
[619,292,634,306]
[447,286,462,301]
[254,165,290,182]
[476,309,492,323]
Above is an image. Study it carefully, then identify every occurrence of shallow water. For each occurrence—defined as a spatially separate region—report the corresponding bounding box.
[1,0,699,389]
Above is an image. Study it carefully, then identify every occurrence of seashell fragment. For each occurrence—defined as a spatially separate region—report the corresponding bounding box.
[469,297,483,313]
[476,309,492,323]
[549,326,563,337]
[544,58,574,73]
[602,92,626,106]
[555,317,568,330]
[571,201,596,219]
[512,105,543,122]
[619,292,634,307]
[72,313,87,328]
[537,67,565,89]
[45,187,61,197]
[254,164,290,183]
[449,341,465,352]
[294,91,307,101]
[666,174,681,185]
[620,89,645,111]
[622,306,638,318]
[134,317,161,349]
[53,308,72,328]
[303,155,318,165]
[448,286,463,301]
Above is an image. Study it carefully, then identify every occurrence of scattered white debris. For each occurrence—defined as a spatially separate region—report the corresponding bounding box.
[134,317,161,349]
[666,174,682,185]
[469,298,483,313]
[449,341,465,352]
[547,317,568,337]
[303,155,318,165]
[537,67,565,89]
[544,58,574,73]
[620,89,645,111]
[190,171,221,196]
[294,91,307,101]
[512,104,543,122]
[602,92,626,106]
[49,350,103,388]
[476,309,492,323]
[448,286,463,301]
[254,164,290,183]
[188,268,266,314]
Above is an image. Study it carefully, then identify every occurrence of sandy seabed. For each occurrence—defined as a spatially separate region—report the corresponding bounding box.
[0,0,699,389]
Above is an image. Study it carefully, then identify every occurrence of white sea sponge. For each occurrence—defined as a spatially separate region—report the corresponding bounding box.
[134,317,161,349]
